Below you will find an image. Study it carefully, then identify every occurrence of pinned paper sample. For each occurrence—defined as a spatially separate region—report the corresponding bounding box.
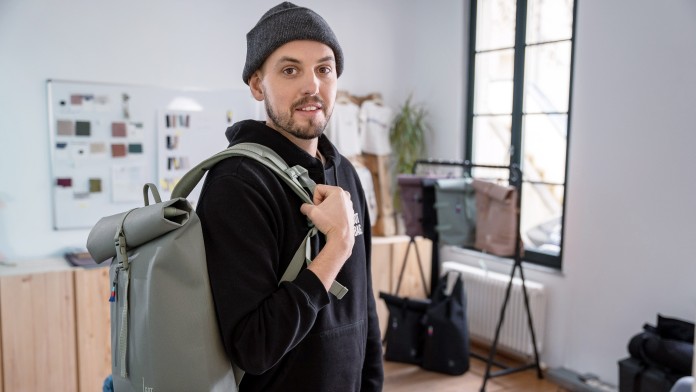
[90,142,107,154]
[70,94,95,108]
[56,178,72,187]
[75,121,91,136]
[71,95,83,105]
[112,122,127,137]
[166,135,179,150]
[111,144,127,157]
[57,120,74,136]
[128,143,143,153]
[167,157,190,170]
[165,113,191,128]
[89,178,102,193]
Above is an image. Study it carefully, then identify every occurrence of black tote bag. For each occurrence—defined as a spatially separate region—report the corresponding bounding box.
[421,272,470,375]
[379,292,430,365]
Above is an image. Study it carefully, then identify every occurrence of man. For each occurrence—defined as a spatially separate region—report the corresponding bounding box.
[196,2,384,391]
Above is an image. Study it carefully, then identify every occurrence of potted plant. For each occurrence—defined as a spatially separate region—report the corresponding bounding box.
[390,95,429,175]
[389,95,430,212]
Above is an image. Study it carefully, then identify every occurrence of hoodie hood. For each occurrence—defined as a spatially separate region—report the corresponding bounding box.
[225,120,341,173]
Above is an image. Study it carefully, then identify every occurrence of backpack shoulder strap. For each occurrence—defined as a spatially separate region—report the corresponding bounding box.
[171,142,314,203]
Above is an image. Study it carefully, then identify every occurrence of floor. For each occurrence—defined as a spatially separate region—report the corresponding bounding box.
[383,351,568,392]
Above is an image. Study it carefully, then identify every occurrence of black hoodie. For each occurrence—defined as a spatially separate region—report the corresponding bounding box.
[196,120,384,391]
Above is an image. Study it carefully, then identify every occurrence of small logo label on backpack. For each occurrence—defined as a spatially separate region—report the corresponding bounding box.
[353,212,363,237]
[143,378,154,392]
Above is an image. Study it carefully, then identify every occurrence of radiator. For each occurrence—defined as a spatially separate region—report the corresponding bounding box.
[441,261,547,358]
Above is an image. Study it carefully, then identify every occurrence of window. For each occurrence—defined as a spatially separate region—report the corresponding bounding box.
[465,0,576,269]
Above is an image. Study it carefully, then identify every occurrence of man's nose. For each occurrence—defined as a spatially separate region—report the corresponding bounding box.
[301,72,320,96]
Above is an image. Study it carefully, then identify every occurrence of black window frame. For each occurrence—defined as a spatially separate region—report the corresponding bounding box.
[464,0,577,269]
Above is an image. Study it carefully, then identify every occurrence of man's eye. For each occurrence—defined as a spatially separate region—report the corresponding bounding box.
[318,66,332,74]
[282,68,297,75]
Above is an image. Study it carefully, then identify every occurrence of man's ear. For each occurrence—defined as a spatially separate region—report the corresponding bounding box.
[249,71,264,102]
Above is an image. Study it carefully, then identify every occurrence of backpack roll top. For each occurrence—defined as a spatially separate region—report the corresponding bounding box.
[86,197,192,264]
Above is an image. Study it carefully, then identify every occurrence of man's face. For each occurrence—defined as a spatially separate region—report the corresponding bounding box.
[250,40,338,140]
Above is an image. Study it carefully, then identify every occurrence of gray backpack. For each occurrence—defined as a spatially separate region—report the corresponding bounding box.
[434,177,477,247]
[86,143,347,392]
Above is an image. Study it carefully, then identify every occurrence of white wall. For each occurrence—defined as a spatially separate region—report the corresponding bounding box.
[562,0,696,384]
[0,0,464,259]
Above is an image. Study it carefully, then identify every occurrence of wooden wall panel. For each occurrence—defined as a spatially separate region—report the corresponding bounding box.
[74,267,111,392]
[370,240,393,339]
[0,271,77,392]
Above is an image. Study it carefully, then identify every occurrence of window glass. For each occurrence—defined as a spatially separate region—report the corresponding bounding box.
[474,49,515,115]
[476,0,517,51]
[526,0,574,44]
[521,113,567,184]
[524,41,572,113]
[472,115,512,167]
[521,183,564,256]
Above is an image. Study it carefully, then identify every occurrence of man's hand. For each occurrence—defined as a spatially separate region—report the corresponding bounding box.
[299,184,355,290]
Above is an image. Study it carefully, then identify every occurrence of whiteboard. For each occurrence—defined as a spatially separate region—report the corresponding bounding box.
[47,79,260,230]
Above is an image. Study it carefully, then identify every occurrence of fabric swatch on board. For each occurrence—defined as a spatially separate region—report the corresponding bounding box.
[71,95,83,105]
[56,142,67,149]
[56,178,72,187]
[89,178,102,193]
[112,122,127,137]
[90,142,106,154]
[111,144,127,157]
[128,143,143,153]
[57,120,74,136]
[75,121,91,136]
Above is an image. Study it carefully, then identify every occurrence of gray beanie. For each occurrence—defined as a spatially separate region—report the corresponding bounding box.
[243,2,344,84]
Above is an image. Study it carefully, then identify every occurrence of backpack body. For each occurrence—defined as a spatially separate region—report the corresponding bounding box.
[434,177,476,247]
[111,204,238,391]
[472,179,519,256]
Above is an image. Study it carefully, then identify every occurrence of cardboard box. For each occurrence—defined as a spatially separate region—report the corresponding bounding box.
[359,154,395,236]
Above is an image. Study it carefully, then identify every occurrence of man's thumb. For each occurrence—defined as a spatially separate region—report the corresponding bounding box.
[300,203,314,217]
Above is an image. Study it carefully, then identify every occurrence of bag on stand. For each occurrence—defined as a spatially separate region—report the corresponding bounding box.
[472,179,519,256]
[434,177,476,247]
[397,174,444,238]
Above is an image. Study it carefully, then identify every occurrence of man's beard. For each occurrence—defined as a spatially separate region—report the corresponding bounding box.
[264,95,331,140]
